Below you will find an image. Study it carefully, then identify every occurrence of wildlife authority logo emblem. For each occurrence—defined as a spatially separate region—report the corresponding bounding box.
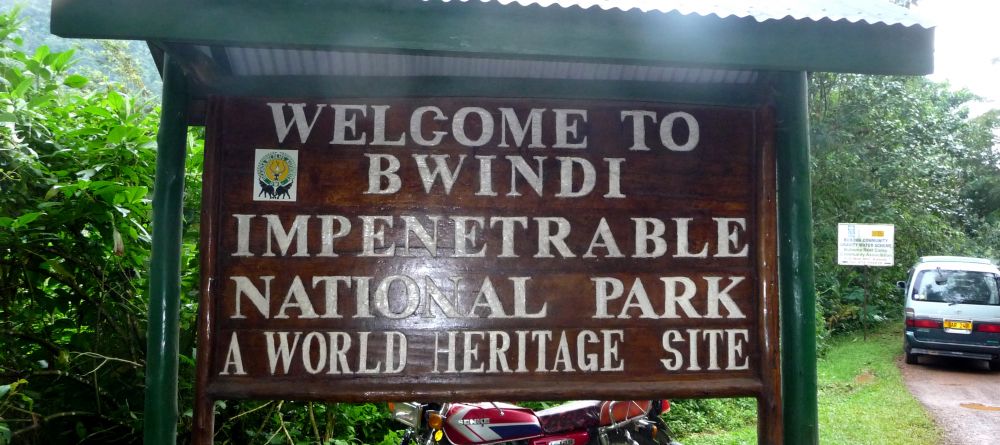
[253,149,298,201]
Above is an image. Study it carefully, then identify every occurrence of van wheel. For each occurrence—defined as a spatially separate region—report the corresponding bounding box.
[904,349,918,365]
[988,359,1000,372]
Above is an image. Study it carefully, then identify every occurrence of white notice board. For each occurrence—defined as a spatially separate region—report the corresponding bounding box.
[837,223,895,267]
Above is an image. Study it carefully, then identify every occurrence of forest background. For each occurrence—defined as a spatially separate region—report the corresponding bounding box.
[1,1,999,444]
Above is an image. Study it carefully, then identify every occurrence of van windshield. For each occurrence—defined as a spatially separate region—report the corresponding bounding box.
[912,269,1000,305]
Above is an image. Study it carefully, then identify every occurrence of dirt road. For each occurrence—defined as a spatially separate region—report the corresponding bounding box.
[900,355,1000,445]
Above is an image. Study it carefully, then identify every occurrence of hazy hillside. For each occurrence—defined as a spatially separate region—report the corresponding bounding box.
[1,0,161,93]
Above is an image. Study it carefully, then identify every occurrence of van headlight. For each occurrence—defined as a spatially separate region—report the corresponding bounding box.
[390,402,423,428]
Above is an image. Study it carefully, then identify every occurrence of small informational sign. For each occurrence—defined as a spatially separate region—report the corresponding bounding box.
[837,223,895,266]
[196,97,779,403]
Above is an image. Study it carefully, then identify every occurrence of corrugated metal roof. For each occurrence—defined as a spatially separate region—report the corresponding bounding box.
[468,0,932,27]
[216,45,759,84]
[179,0,922,84]
[52,0,937,106]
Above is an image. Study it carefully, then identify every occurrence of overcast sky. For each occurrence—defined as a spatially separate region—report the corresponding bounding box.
[914,0,1000,116]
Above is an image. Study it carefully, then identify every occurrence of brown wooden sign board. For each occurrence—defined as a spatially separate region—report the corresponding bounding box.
[195,96,779,438]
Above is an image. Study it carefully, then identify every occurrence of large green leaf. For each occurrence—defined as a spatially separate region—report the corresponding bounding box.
[51,49,75,71]
[10,77,31,98]
[32,45,50,61]
[63,74,87,88]
[106,90,126,114]
[11,211,43,228]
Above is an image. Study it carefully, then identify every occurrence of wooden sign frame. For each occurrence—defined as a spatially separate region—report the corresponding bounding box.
[195,95,780,442]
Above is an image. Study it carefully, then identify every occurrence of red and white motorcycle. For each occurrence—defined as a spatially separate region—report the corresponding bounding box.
[390,400,681,445]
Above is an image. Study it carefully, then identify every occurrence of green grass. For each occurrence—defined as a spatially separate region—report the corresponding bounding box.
[677,324,940,445]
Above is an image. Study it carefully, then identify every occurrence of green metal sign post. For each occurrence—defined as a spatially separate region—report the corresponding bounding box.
[144,55,188,445]
[774,71,819,443]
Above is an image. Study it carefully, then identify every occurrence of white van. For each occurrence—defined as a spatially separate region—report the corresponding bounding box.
[899,256,1000,370]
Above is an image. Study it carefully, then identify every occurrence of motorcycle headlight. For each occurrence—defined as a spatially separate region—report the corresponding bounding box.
[390,402,423,428]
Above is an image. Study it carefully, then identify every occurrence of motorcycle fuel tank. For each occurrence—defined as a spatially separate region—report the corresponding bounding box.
[442,403,543,445]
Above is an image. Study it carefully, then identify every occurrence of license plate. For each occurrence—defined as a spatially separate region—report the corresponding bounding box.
[943,320,972,331]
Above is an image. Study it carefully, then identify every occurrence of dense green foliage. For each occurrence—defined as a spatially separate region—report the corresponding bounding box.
[0,10,397,444]
[0,6,998,445]
[0,10,161,443]
[810,73,1000,337]
[664,397,756,438]
[0,0,161,93]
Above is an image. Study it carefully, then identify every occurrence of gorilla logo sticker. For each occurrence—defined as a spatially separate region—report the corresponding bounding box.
[253,149,298,201]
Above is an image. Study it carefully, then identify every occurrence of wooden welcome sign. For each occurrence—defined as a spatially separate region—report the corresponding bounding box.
[196,97,779,407]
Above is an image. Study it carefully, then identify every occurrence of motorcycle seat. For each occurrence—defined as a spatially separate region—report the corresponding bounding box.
[536,400,651,433]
